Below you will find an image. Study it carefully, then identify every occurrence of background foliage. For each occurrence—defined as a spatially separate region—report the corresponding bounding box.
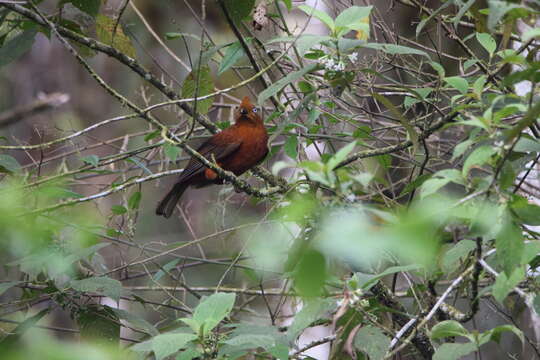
[1,0,540,359]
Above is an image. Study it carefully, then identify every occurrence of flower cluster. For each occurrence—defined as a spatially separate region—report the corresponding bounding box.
[319,52,358,72]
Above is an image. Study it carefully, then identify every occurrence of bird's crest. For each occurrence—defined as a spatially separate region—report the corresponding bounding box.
[240,96,254,112]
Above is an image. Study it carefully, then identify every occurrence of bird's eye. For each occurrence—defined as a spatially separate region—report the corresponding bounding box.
[240,108,248,115]
[252,108,258,113]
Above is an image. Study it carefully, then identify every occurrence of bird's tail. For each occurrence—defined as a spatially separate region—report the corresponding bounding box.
[156,182,189,218]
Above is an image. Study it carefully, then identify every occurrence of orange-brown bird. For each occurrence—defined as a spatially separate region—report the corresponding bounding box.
[156,96,268,218]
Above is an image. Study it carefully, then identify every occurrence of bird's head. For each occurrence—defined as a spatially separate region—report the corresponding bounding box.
[235,96,262,125]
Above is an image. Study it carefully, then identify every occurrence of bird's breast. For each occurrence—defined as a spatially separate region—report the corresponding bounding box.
[222,125,268,175]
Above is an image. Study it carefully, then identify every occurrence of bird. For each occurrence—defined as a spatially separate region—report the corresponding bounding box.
[156,96,269,218]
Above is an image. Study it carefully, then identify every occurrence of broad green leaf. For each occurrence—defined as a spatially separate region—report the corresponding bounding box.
[334,6,372,36]
[280,0,292,11]
[224,0,256,25]
[327,141,357,171]
[514,137,540,153]
[284,135,298,159]
[70,276,124,301]
[492,267,524,303]
[362,43,428,57]
[476,33,496,56]
[128,191,142,210]
[0,28,37,68]
[193,292,235,335]
[153,259,180,281]
[164,142,181,162]
[486,324,524,344]
[462,145,495,176]
[354,325,391,360]
[152,333,197,360]
[523,28,540,42]
[293,248,327,297]
[224,334,276,349]
[258,63,317,105]
[0,154,21,173]
[361,264,422,289]
[444,76,469,95]
[96,15,136,58]
[297,35,332,55]
[433,342,478,360]
[181,65,214,115]
[496,217,524,275]
[81,155,99,167]
[67,0,101,17]
[430,320,469,340]
[420,178,451,199]
[441,240,476,274]
[297,5,335,31]
[111,205,127,215]
[287,298,335,340]
[218,40,249,75]
[510,195,540,226]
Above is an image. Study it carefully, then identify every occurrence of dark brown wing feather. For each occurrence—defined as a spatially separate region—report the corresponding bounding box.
[178,141,241,183]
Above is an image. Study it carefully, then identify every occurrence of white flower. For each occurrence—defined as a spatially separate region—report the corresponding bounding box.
[349,52,358,63]
[333,61,345,71]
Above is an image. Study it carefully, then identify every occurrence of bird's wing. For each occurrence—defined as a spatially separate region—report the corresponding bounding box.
[177,140,241,182]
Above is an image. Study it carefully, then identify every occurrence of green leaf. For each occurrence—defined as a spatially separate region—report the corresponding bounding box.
[297,5,335,32]
[164,142,181,162]
[354,325,391,360]
[444,76,469,95]
[258,63,317,105]
[181,65,214,115]
[492,267,525,303]
[433,342,478,360]
[152,333,198,360]
[280,0,292,11]
[334,6,372,36]
[218,40,249,75]
[111,205,127,215]
[0,154,21,173]
[462,145,495,176]
[327,141,356,171]
[0,28,37,68]
[486,324,524,344]
[81,155,99,167]
[153,259,180,281]
[496,217,524,276]
[430,320,469,340]
[420,178,451,199]
[224,0,256,25]
[476,33,496,56]
[362,43,428,57]
[70,276,124,301]
[67,0,101,17]
[193,292,235,335]
[361,264,422,289]
[284,135,298,159]
[511,196,540,226]
[128,191,142,210]
[287,298,335,340]
[293,248,327,297]
[96,15,136,58]
[441,240,476,274]
[523,28,540,42]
